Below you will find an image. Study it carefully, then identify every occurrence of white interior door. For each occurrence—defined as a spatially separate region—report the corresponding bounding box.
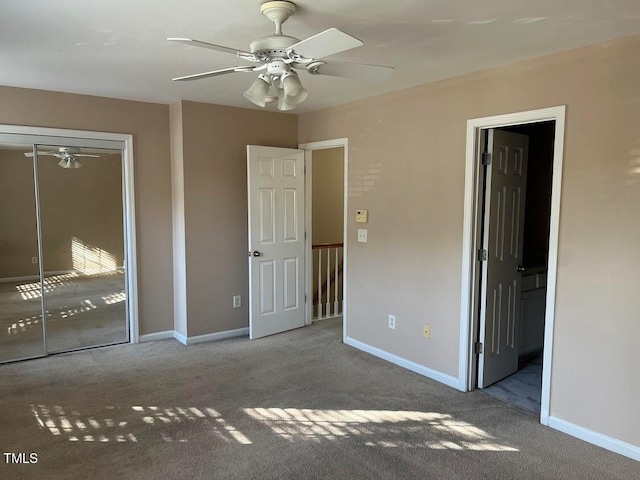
[479,129,529,388]
[247,145,305,339]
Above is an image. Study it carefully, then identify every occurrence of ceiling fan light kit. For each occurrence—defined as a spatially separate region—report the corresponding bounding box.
[58,158,83,169]
[23,147,101,168]
[168,1,394,111]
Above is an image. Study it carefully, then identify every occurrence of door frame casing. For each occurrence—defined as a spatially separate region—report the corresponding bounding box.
[0,124,139,344]
[298,138,348,343]
[458,106,566,426]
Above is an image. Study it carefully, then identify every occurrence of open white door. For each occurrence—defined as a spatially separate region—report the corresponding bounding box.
[478,130,529,387]
[247,145,306,339]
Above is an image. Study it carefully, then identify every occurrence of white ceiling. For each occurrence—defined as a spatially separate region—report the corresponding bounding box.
[2,0,640,113]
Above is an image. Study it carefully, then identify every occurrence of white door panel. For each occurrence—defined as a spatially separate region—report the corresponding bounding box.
[479,130,529,388]
[248,146,305,339]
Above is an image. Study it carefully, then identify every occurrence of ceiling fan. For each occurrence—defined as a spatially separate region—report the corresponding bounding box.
[24,147,100,169]
[168,0,394,111]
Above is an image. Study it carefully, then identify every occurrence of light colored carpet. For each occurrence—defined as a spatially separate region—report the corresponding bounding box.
[0,318,637,479]
[0,271,127,362]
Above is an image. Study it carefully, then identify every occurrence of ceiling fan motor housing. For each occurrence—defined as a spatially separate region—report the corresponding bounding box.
[249,34,300,56]
[59,147,81,154]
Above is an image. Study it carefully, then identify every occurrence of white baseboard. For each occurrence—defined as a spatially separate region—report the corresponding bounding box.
[0,274,40,284]
[128,326,252,346]
[139,331,174,343]
[345,337,461,390]
[312,315,343,323]
[171,327,249,346]
[173,331,188,345]
[184,327,249,345]
[548,416,640,462]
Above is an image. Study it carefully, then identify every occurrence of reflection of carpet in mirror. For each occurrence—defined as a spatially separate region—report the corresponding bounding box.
[483,354,542,413]
[0,270,127,361]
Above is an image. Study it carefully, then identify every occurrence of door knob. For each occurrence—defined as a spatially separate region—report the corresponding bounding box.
[252,251,262,257]
[517,265,526,273]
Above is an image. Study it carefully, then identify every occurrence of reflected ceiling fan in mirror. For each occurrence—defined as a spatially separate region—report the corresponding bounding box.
[168,0,394,111]
[24,147,100,169]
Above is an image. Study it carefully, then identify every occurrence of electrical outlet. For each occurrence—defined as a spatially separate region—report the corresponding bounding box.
[358,229,368,243]
[233,295,241,308]
[388,314,396,330]
[31,257,38,264]
[423,324,431,339]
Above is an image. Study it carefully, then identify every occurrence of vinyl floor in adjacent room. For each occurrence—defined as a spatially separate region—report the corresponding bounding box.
[483,354,543,414]
[0,318,638,480]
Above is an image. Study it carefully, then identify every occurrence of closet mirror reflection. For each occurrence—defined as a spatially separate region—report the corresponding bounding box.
[0,138,129,364]
[0,143,45,362]
[36,145,128,353]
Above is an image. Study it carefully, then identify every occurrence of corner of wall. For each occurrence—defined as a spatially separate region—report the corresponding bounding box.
[169,102,188,338]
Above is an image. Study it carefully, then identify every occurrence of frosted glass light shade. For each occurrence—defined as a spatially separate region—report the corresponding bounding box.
[282,72,308,106]
[276,87,295,111]
[243,75,271,107]
[58,157,82,169]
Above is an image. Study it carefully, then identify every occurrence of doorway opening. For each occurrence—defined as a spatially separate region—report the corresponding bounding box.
[311,147,344,323]
[459,106,566,426]
[479,121,555,414]
[246,141,347,341]
[300,139,348,343]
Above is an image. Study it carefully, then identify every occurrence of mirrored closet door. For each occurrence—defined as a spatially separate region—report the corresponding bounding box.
[0,136,129,363]
[0,143,46,362]
[37,145,128,353]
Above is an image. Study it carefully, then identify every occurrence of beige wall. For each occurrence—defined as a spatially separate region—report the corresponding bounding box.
[0,148,39,278]
[299,34,640,447]
[312,147,344,245]
[0,86,174,335]
[177,101,298,337]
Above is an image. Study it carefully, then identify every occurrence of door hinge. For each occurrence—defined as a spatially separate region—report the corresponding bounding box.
[305,294,307,303]
[477,249,488,261]
[474,342,484,355]
[304,230,307,240]
[482,152,491,166]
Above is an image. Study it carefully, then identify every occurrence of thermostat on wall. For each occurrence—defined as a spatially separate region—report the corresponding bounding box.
[356,209,368,223]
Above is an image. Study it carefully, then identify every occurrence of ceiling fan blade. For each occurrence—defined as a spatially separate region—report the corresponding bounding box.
[74,154,101,158]
[167,38,251,57]
[172,67,250,81]
[312,61,394,82]
[290,28,363,60]
[23,151,56,157]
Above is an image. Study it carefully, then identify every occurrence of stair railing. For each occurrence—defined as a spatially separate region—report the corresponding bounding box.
[312,243,343,320]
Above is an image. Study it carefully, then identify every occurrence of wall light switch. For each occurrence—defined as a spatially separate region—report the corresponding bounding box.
[357,229,368,243]
[356,209,368,223]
